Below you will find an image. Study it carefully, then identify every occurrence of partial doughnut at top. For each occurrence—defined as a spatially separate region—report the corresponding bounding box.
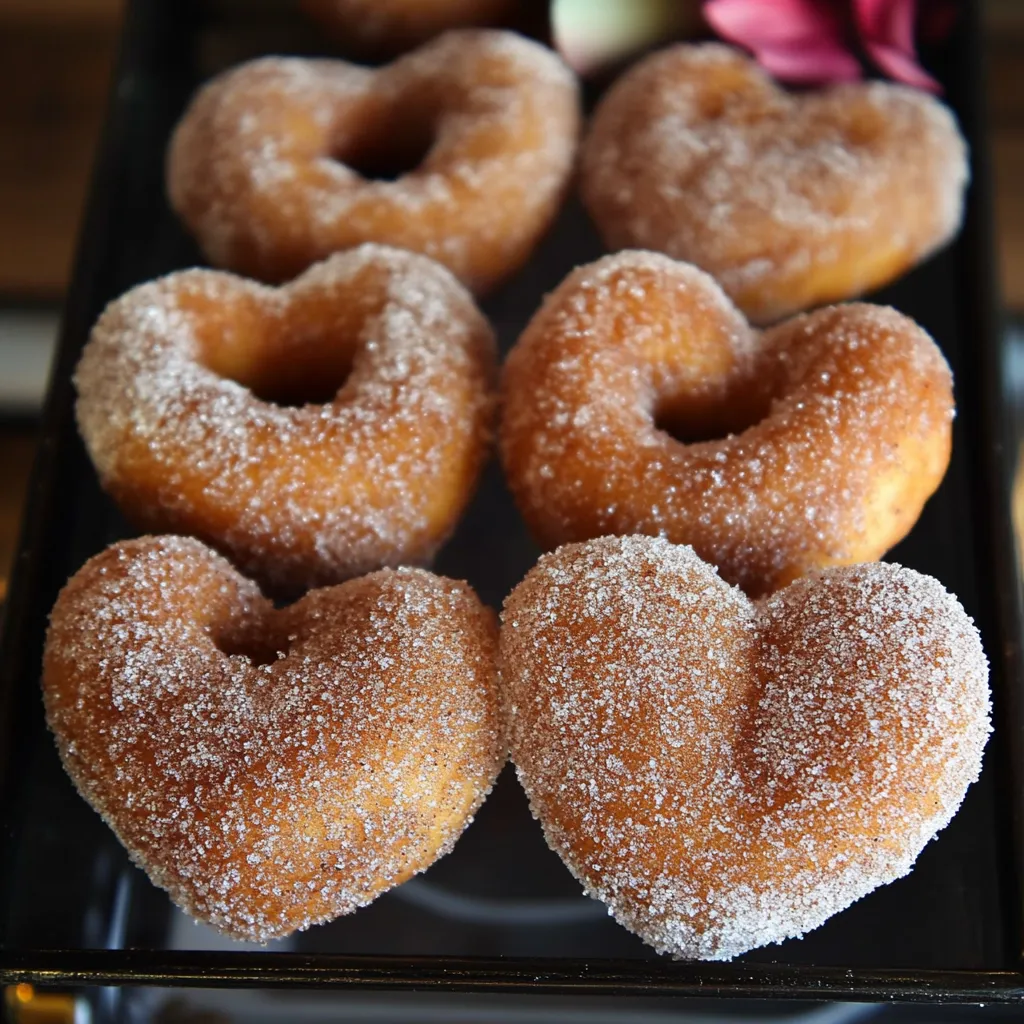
[168,30,581,293]
[300,0,518,56]
[500,251,954,598]
[581,44,968,324]
[74,245,496,594]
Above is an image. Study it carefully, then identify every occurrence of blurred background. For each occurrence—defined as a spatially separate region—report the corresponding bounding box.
[0,0,122,601]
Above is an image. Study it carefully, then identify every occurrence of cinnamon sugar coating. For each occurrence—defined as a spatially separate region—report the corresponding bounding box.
[500,251,954,597]
[581,44,968,324]
[44,536,505,942]
[167,30,580,293]
[74,245,496,594]
[501,535,990,960]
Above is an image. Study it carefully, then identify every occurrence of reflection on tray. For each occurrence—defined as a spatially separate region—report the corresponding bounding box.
[167,876,606,953]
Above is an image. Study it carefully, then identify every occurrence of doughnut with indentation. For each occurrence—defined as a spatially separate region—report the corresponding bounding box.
[167,30,580,293]
[580,44,968,324]
[499,250,954,597]
[74,245,496,594]
[501,535,990,960]
[44,535,504,941]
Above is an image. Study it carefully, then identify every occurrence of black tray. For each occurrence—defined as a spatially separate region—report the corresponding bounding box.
[2,0,1023,1005]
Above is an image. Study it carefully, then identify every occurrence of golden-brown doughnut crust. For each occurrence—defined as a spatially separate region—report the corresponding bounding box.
[167,31,580,293]
[500,251,953,597]
[74,245,496,594]
[501,535,990,960]
[300,0,517,55]
[580,44,968,324]
[44,535,505,942]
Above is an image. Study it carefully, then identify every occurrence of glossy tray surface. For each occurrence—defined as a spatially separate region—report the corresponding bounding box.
[1,0,1022,1001]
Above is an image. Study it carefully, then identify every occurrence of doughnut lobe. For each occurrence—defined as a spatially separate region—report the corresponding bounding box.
[501,536,991,960]
[43,536,504,942]
[500,250,954,598]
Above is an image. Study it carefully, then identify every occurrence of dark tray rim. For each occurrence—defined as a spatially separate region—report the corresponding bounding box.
[1,950,1024,1002]
[2,0,1024,1001]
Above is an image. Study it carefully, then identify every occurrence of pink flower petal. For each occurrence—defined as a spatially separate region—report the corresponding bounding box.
[757,41,863,82]
[704,0,862,84]
[855,0,942,91]
[705,0,841,45]
[863,39,942,90]
[856,0,917,50]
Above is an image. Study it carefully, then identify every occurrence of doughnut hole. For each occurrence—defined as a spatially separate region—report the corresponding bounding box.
[173,270,393,407]
[696,61,775,126]
[838,98,889,149]
[332,106,438,182]
[653,385,771,446]
[209,615,282,668]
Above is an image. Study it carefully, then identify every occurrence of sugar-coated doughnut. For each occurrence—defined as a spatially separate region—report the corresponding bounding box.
[74,245,496,594]
[501,535,991,960]
[43,535,504,941]
[500,251,953,598]
[580,44,968,324]
[300,0,517,55]
[167,31,580,293]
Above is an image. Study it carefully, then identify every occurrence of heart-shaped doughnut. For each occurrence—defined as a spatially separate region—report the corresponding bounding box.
[580,44,968,323]
[43,536,504,941]
[500,250,954,598]
[167,30,580,292]
[501,535,990,960]
[75,245,496,595]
